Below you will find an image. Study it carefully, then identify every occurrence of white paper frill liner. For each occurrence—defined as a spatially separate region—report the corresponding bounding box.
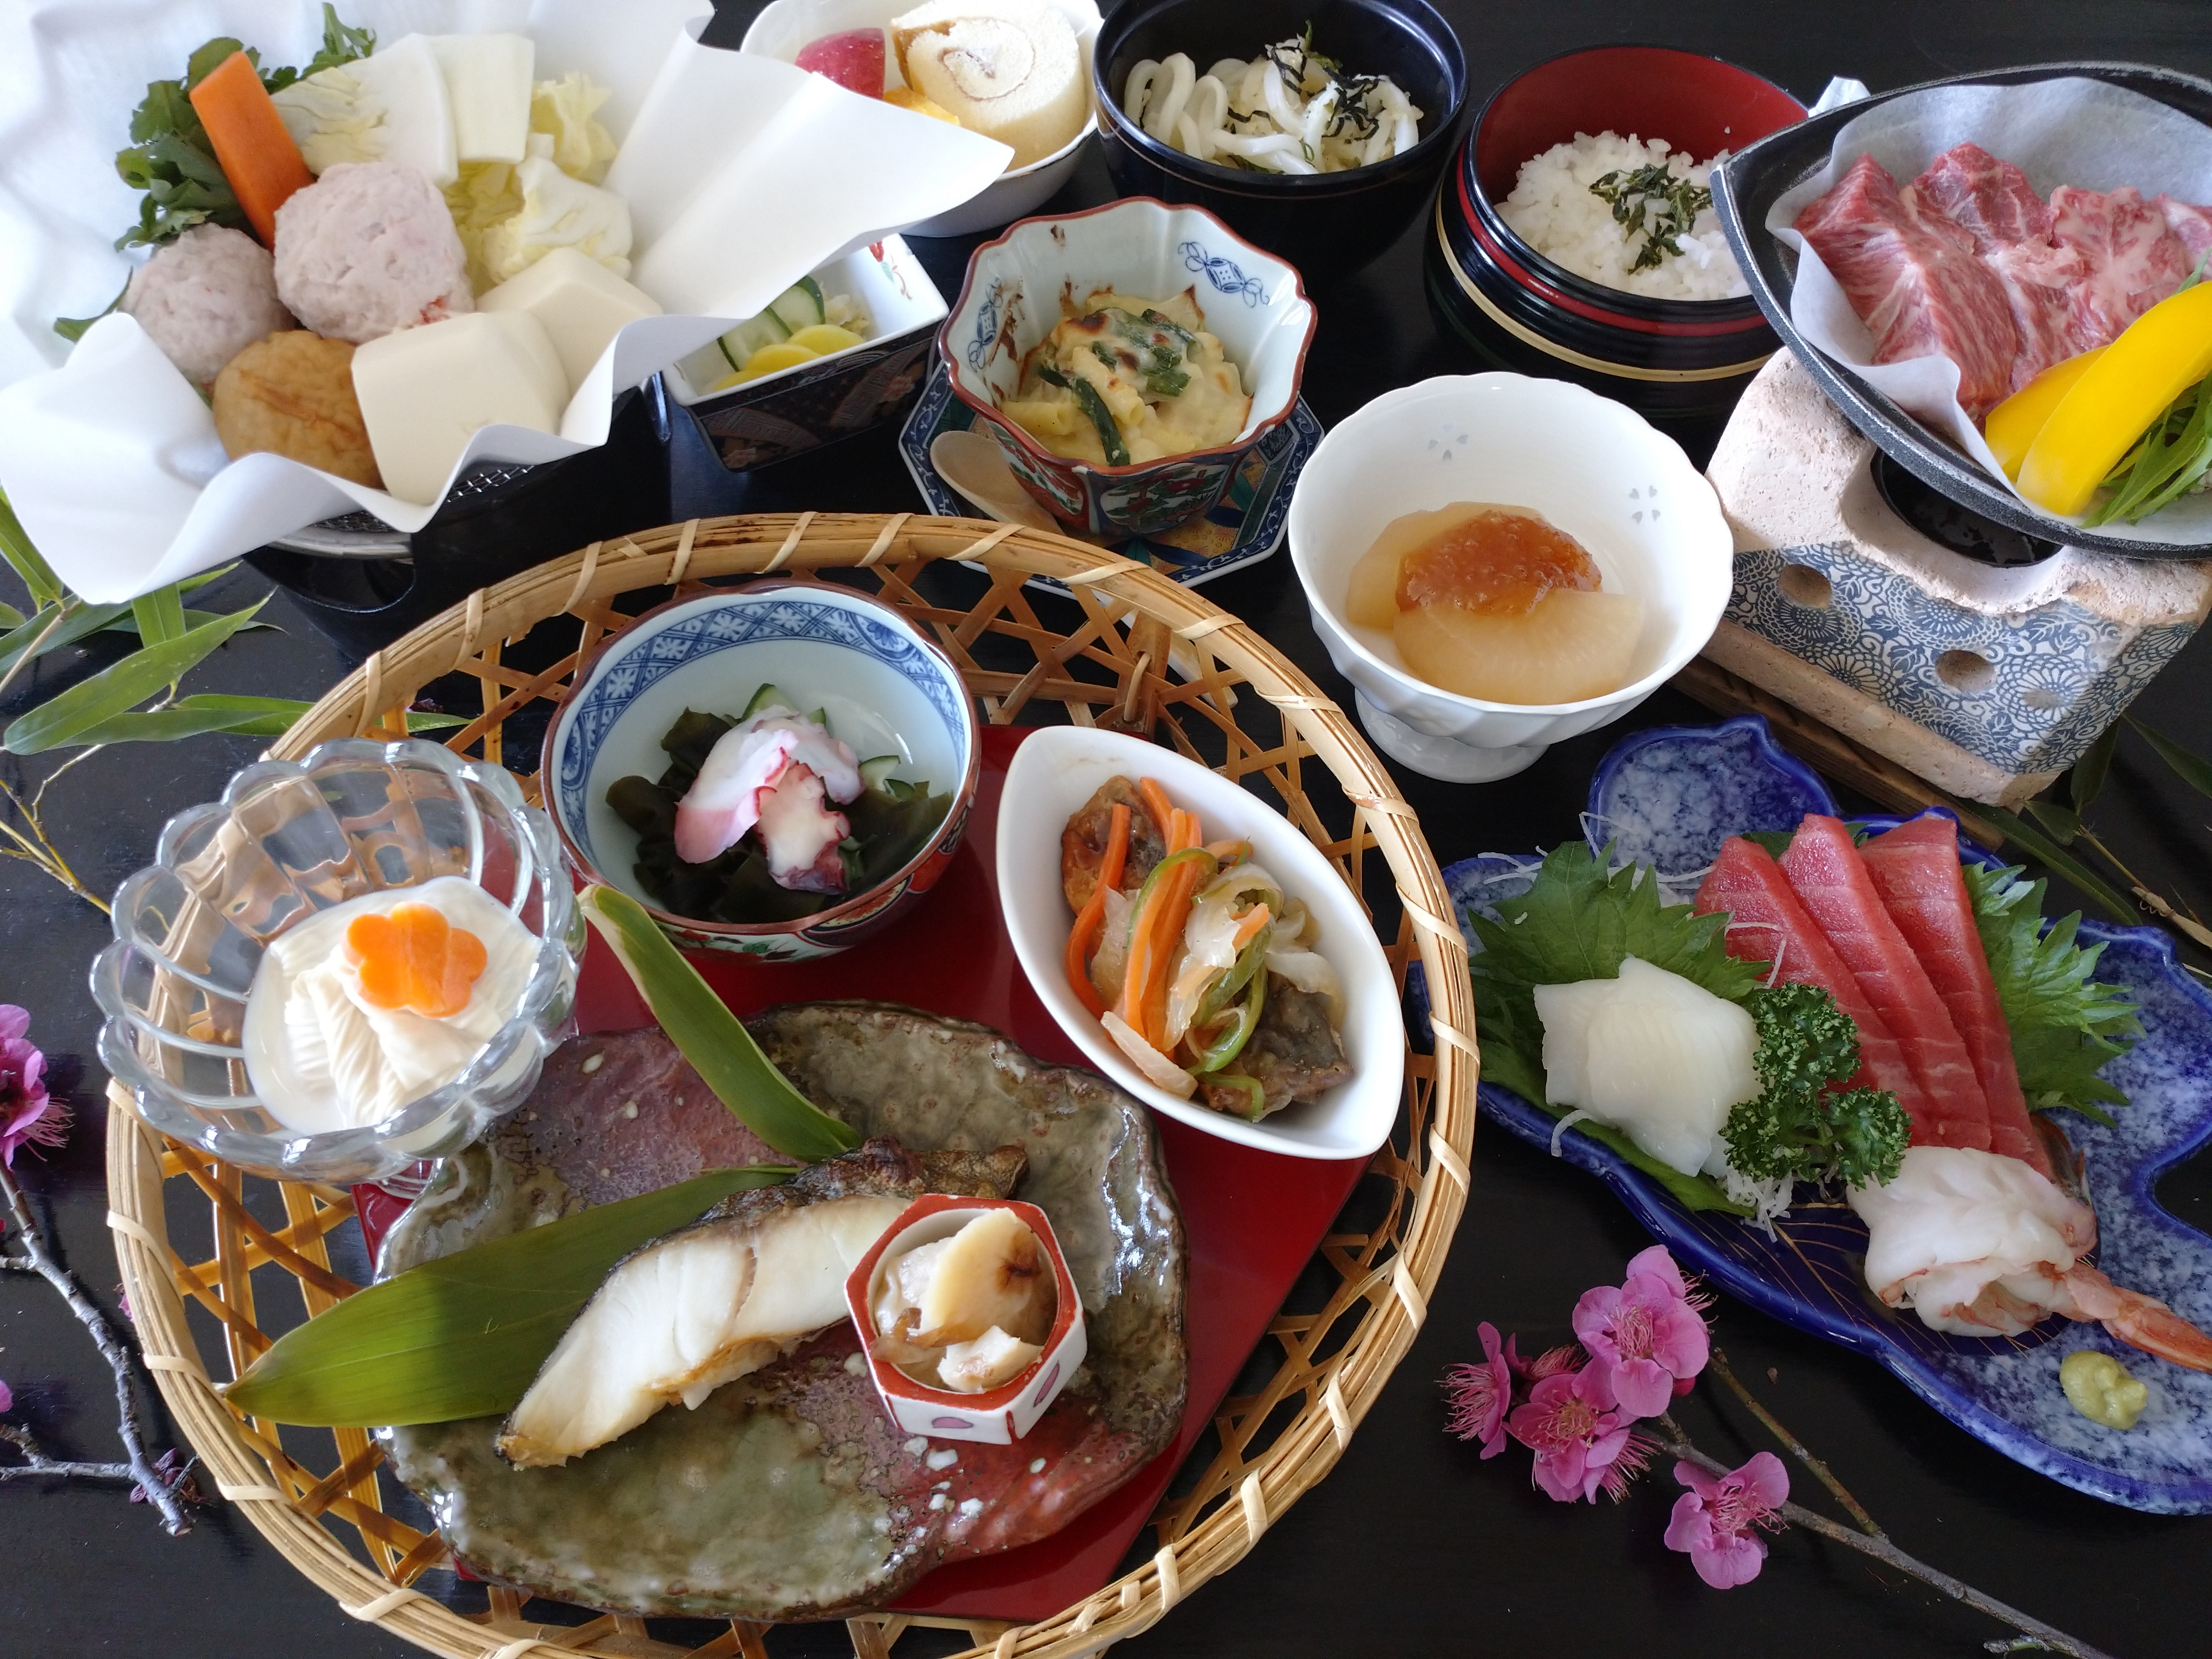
[0,0,1012,603]
[1766,75,2212,547]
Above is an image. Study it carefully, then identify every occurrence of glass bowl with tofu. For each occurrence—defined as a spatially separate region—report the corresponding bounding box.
[938,196,1316,536]
[660,238,950,473]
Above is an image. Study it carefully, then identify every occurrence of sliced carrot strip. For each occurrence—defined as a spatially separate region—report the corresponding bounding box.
[189,50,314,246]
[1138,778,1176,844]
[1065,804,1130,1018]
[1231,902,1272,950]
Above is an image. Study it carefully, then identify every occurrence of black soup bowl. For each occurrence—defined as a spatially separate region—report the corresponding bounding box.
[1093,0,1469,279]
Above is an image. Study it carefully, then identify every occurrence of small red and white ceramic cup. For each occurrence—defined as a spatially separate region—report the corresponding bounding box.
[843,1194,1086,1445]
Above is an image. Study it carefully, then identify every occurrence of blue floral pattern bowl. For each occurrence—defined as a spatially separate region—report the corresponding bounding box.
[542,581,980,963]
[939,197,1316,538]
[1415,714,2212,1512]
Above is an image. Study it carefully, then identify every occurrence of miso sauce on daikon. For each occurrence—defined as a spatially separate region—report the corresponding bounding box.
[1344,503,1647,705]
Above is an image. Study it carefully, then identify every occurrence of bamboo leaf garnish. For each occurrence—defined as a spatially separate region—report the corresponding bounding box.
[224,1167,792,1427]
[578,884,860,1161]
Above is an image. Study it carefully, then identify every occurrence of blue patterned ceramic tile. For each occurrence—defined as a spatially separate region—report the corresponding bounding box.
[1417,714,2212,1512]
[898,366,1322,591]
[1725,545,2199,776]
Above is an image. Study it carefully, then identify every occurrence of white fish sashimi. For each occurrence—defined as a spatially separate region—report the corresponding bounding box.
[671,707,862,868]
[497,1194,908,1468]
[1533,955,1760,1178]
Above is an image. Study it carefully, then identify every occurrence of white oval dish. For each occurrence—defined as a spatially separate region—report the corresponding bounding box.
[740,0,1103,237]
[996,726,1401,1160]
[1288,373,1734,782]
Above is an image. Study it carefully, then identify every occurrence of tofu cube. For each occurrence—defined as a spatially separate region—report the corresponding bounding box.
[428,33,535,165]
[351,311,566,504]
[477,248,662,390]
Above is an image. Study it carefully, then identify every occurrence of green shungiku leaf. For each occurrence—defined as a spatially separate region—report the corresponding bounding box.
[1964,860,2142,1122]
[580,885,860,1161]
[224,1167,792,1426]
[2,600,263,754]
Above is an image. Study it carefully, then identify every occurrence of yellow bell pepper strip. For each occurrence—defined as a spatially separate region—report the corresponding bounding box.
[2018,283,2212,516]
[1984,347,2106,478]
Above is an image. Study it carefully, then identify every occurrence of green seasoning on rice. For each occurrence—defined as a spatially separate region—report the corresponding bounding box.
[1499,131,1749,301]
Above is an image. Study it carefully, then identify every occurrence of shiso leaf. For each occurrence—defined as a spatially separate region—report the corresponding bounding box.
[224,1167,792,1426]
[580,884,860,1161]
[1463,841,1762,1214]
[1964,862,2142,1121]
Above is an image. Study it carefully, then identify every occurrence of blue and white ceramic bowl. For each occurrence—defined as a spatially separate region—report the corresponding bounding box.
[542,581,979,962]
[940,196,1317,537]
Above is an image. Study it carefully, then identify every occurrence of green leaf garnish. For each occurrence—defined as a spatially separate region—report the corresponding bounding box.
[1723,982,1909,1188]
[579,885,860,1161]
[224,1167,791,1426]
[3,600,265,754]
[1964,862,2141,1121]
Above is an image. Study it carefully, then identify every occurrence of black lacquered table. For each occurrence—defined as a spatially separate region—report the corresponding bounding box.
[5,2,2211,1653]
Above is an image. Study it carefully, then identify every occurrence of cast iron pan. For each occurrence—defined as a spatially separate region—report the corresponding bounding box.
[1710,61,2212,561]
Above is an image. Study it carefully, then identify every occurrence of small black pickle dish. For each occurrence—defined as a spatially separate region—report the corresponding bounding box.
[1092,0,1469,280]
[1427,44,1804,434]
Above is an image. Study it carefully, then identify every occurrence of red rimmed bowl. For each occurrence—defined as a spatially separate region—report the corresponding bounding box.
[1429,45,1806,427]
[938,196,1317,537]
[844,1194,1088,1446]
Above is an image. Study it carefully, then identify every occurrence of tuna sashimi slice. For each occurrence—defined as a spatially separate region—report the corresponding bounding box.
[1692,836,1924,1118]
[1778,815,1992,1153]
[1860,814,2053,1180]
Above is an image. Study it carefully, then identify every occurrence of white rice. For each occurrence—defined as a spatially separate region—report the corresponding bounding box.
[1498,131,1749,301]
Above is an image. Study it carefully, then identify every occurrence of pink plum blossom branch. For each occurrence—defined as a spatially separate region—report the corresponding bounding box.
[1706,1347,1885,1539]
[0,1160,192,1534]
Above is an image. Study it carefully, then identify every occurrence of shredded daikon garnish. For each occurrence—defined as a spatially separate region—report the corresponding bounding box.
[1122,32,1422,175]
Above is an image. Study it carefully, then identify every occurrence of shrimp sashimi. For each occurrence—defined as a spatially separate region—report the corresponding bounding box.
[1779,815,1995,1153]
[1848,1146,2212,1371]
[1860,814,2054,1178]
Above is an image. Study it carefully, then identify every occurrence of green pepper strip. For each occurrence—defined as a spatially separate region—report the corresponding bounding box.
[1207,1070,1269,1121]
[1194,921,1272,1029]
[1121,847,1219,1022]
[1035,364,1131,465]
[1193,955,1267,1074]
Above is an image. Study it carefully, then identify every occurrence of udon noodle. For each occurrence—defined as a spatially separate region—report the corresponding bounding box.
[1122,35,1422,175]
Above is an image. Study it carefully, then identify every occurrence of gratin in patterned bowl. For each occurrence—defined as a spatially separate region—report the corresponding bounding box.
[542,580,980,962]
[940,196,1317,537]
[90,739,582,1185]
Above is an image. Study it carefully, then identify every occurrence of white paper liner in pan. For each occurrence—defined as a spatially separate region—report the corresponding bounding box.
[1766,76,2212,547]
[0,0,1011,603]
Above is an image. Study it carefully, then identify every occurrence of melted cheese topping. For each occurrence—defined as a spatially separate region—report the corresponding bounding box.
[241,876,539,1134]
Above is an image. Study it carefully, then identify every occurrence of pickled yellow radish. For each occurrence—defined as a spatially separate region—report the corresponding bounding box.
[734,340,822,382]
[785,323,864,356]
[1394,587,1646,705]
[1985,346,2105,479]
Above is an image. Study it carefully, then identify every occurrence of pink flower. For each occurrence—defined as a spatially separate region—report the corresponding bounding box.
[1507,1339,1583,1384]
[0,1378,11,1415]
[0,1006,62,1168]
[1573,1244,1713,1419]
[1507,1365,1640,1503]
[1442,1323,1513,1457]
[1665,1452,1790,1588]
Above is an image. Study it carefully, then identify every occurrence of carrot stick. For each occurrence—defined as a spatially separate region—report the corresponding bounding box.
[1065,804,1129,1018]
[1138,778,1176,845]
[189,50,314,246]
[1129,856,1203,1048]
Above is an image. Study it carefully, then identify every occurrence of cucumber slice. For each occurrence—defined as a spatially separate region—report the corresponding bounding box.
[808,707,829,731]
[768,278,826,335]
[740,683,794,719]
[718,314,786,371]
[858,754,901,791]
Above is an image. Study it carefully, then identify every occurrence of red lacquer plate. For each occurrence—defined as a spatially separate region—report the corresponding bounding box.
[358,724,1368,1623]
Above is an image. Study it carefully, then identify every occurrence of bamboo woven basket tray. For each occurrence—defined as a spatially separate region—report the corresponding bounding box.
[103,513,1480,1659]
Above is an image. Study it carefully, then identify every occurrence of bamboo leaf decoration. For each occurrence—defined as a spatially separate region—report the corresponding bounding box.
[225,1167,792,1426]
[579,884,861,1161]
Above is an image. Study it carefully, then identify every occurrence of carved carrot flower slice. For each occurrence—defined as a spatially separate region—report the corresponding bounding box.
[345,901,489,1019]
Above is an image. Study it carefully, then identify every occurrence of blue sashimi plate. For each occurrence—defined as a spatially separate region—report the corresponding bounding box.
[1417,714,2212,1513]
[898,366,1323,591]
